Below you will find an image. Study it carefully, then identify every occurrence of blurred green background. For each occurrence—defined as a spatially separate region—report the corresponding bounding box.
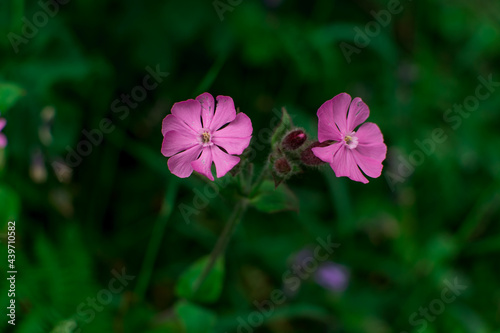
[1,0,500,332]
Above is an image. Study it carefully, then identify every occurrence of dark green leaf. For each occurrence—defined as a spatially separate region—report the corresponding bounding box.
[175,301,217,333]
[175,255,224,303]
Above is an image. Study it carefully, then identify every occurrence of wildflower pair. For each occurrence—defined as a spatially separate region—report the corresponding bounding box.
[161,92,386,184]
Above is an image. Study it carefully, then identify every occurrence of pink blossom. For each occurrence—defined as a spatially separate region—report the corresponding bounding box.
[161,93,252,180]
[312,93,387,184]
[0,117,7,148]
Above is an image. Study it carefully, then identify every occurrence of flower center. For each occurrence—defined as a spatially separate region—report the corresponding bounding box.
[343,132,358,149]
[200,130,212,145]
[202,131,211,143]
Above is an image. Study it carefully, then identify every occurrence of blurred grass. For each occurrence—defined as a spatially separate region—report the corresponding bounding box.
[0,0,500,332]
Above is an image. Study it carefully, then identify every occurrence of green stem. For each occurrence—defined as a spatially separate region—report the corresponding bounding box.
[193,198,248,292]
[135,181,178,300]
[192,157,269,291]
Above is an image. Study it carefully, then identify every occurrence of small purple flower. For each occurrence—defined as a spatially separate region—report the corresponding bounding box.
[289,249,350,293]
[0,116,7,148]
[314,262,350,292]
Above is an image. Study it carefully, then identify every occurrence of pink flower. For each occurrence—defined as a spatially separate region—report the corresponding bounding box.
[0,117,7,148]
[312,93,386,184]
[161,93,252,180]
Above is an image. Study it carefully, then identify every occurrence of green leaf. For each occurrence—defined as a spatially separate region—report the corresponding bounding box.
[175,301,217,333]
[270,107,293,149]
[250,180,299,213]
[175,255,224,303]
[0,83,24,113]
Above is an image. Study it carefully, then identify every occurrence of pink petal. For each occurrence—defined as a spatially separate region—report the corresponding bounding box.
[213,113,252,138]
[212,113,252,154]
[211,145,240,178]
[355,122,387,162]
[167,145,203,178]
[171,99,202,132]
[317,93,351,142]
[0,134,6,148]
[0,118,6,131]
[346,97,369,132]
[161,130,199,157]
[312,142,342,164]
[162,114,196,136]
[331,146,368,184]
[356,122,384,145]
[196,93,215,129]
[209,95,236,132]
[356,143,387,162]
[212,137,251,156]
[191,147,214,181]
[352,149,383,178]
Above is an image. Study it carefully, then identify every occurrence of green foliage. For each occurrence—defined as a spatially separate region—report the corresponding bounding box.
[175,256,224,304]
[0,185,19,228]
[0,82,24,112]
[2,225,113,333]
[250,180,299,213]
[175,301,217,333]
[0,0,499,332]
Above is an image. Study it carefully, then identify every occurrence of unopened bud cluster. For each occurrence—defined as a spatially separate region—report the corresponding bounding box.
[269,109,330,187]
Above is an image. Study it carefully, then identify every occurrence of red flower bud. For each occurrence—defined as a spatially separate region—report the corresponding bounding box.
[282,130,307,150]
[274,157,292,175]
[300,141,330,166]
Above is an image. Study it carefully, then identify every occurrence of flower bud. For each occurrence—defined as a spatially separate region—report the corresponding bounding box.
[274,157,292,175]
[282,130,307,150]
[300,141,329,166]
